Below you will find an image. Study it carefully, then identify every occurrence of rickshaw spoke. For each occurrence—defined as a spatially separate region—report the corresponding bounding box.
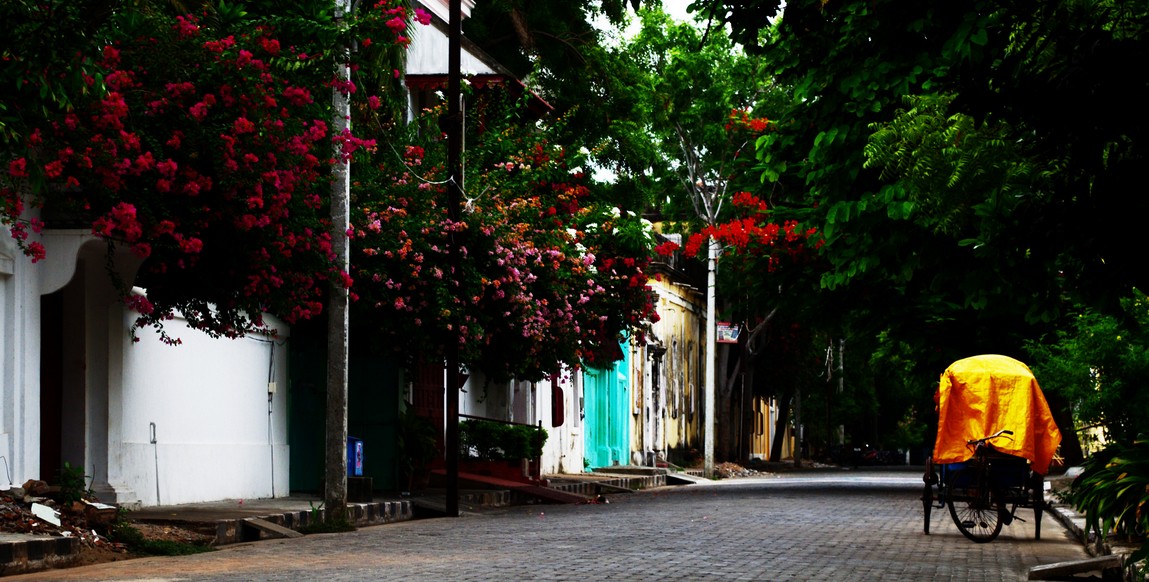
[948,492,1005,543]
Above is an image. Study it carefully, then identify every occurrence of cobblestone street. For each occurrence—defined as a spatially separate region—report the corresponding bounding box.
[9,471,1089,581]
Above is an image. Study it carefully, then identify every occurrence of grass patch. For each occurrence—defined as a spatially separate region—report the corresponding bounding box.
[296,502,356,535]
[298,518,356,535]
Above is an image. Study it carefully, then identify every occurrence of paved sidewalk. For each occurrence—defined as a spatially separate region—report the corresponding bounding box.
[3,471,1096,581]
[0,468,1113,579]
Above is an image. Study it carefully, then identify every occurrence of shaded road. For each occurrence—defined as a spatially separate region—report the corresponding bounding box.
[11,470,1088,581]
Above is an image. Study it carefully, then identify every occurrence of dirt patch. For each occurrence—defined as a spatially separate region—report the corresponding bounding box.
[68,545,133,568]
[0,482,219,575]
[128,522,215,546]
[65,521,215,568]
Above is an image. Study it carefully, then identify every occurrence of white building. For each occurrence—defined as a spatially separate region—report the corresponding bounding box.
[0,225,291,507]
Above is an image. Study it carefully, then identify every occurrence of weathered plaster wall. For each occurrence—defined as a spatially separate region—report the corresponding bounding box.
[629,277,704,467]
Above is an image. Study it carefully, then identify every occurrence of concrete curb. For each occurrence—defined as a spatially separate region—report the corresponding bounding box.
[1047,503,1089,546]
[1046,497,1144,575]
[211,499,414,545]
[547,473,666,497]
[0,535,80,576]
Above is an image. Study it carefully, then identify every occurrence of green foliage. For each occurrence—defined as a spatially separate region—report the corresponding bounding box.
[859,93,1064,325]
[1026,290,1149,446]
[0,0,115,144]
[863,331,936,447]
[620,9,767,223]
[459,419,547,460]
[57,461,89,505]
[1066,439,1149,567]
[678,1,1139,412]
[718,0,1149,319]
[296,500,355,532]
[864,94,1053,240]
[462,0,659,170]
[299,520,355,534]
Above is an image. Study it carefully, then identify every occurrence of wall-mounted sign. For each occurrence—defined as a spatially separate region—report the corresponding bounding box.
[717,322,741,344]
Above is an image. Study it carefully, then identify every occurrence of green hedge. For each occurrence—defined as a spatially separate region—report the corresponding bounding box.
[459,419,547,460]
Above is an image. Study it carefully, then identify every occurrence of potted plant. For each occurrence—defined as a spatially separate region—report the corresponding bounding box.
[458,419,547,483]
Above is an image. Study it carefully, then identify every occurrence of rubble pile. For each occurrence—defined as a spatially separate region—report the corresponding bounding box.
[714,462,764,479]
[0,480,125,553]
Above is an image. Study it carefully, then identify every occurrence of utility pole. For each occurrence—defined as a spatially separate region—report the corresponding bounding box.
[324,0,352,524]
[703,237,718,478]
[443,0,463,518]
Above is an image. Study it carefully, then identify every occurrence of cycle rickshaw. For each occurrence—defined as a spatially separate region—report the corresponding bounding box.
[921,354,1062,543]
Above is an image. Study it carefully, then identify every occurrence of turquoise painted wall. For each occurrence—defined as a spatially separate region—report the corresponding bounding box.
[583,343,631,468]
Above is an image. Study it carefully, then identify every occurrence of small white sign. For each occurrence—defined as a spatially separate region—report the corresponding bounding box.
[31,502,61,527]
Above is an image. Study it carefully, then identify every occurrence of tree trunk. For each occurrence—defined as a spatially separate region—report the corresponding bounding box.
[716,343,748,462]
[717,382,734,461]
[741,362,757,462]
[769,394,790,463]
[793,387,802,468]
[1047,393,1083,468]
[738,372,751,462]
[324,3,351,525]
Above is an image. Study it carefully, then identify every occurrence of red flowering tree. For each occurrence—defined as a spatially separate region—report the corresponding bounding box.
[648,92,821,464]
[660,191,819,268]
[350,96,659,381]
[0,1,423,342]
[656,108,821,304]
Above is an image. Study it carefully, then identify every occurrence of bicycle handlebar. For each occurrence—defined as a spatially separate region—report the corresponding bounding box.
[967,429,1014,446]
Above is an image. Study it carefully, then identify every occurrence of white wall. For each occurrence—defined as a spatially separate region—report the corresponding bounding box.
[458,368,586,476]
[117,307,290,506]
[1,225,292,507]
[407,1,498,77]
[0,229,40,488]
[539,372,585,475]
[458,370,508,421]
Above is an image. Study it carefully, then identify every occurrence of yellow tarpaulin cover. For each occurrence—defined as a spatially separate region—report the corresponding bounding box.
[933,354,1062,474]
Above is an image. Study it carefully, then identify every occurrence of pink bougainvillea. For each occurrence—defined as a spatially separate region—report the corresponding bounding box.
[350,98,659,380]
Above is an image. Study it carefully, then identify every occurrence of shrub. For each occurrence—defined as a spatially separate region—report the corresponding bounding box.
[459,419,547,460]
[1067,439,1149,571]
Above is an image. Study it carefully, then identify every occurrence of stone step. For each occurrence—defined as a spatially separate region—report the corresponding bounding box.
[1028,554,1123,580]
[241,517,304,540]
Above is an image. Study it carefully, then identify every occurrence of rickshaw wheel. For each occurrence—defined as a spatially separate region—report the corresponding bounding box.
[948,496,1005,543]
